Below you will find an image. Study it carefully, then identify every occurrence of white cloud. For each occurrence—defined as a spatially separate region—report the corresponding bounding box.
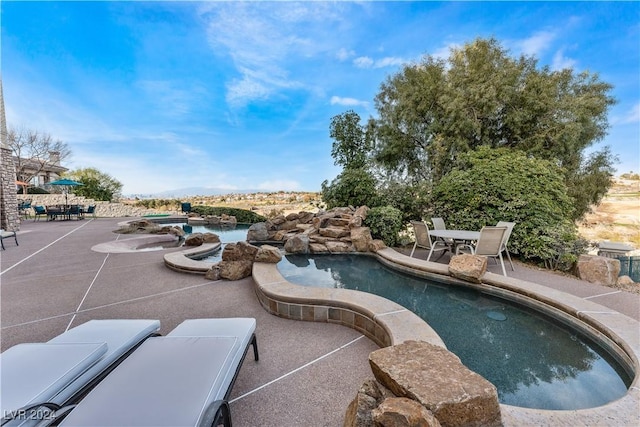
[336,48,355,61]
[621,103,640,124]
[353,55,404,69]
[330,96,369,108]
[518,30,556,56]
[551,49,577,71]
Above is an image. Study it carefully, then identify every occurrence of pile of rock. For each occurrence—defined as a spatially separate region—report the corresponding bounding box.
[187,213,237,227]
[205,242,282,281]
[114,219,185,236]
[247,206,385,254]
[345,340,502,427]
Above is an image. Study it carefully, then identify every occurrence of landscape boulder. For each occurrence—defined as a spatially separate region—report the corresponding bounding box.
[369,340,502,427]
[255,245,282,263]
[247,222,270,241]
[576,254,621,286]
[344,379,392,427]
[448,254,487,283]
[202,232,221,243]
[184,233,205,246]
[372,397,441,427]
[218,260,253,280]
[222,241,259,262]
[284,234,310,254]
[351,227,373,252]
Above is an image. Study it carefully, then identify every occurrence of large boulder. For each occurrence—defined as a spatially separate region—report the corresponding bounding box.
[326,240,354,253]
[202,232,220,243]
[351,227,373,252]
[372,397,441,427]
[344,379,392,427]
[184,233,204,246]
[448,254,487,283]
[284,234,310,254]
[247,222,270,241]
[369,341,502,427]
[222,241,259,261]
[319,227,350,239]
[255,245,282,263]
[576,254,621,286]
[218,260,253,280]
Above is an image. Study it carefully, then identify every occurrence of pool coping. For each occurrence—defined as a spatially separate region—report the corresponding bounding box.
[252,247,640,426]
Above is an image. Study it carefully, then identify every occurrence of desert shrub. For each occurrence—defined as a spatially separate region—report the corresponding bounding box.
[431,147,584,270]
[134,199,180,209]
[365,205,403,247]
[190,206,266,223]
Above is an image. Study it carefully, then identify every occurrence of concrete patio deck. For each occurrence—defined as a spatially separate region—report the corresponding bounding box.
[1,217,639,426]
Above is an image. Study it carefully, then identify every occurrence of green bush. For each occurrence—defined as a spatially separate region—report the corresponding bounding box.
[190,206,266,224]
[321,168,378,209]
[365,206,403,247]
[431,147,584,270]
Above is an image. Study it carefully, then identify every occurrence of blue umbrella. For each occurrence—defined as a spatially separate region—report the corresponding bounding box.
[48,178,84,206]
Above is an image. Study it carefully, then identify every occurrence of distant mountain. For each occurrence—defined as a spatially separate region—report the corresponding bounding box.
[126,187,264,199]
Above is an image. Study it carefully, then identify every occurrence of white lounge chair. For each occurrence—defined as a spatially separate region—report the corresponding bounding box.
[410,220,449,262]
[457,226,508,276]
[54,318,258,427]
[1,319,161,427]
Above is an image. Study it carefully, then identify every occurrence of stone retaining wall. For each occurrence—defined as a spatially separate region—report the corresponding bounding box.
[17,195,179,218]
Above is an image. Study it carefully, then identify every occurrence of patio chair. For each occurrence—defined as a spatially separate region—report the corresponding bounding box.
[456,226,508,276]
[47,318,259,427]
[1,319,161,427]
[0,229,18,250]
[431,217,455,248]
[85,205,96,218]
[410,220,449,262]
[496,221,516,271]
[33,205,47,221]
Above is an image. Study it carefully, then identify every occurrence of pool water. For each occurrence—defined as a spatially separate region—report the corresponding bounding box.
[165,223,250,262]
[277,254,632,410]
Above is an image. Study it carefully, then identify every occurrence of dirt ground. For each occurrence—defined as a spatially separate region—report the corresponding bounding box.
[577,178,640,248]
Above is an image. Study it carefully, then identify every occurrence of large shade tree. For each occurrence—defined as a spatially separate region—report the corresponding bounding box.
[372,38,617,219]
[66,167,123,202]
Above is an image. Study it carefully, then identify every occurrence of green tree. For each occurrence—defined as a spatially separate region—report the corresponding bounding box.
[321,111,378,208]
[66,168,123,202]
[431,147,584,269]
[372,37,617,219]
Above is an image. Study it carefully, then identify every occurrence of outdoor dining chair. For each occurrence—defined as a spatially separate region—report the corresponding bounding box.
[456,226,508,276]
[496,221,516,271]
[410,220,450,262]
[33,205,47,221]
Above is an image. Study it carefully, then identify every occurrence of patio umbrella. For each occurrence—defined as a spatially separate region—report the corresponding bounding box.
[48,178,84,206]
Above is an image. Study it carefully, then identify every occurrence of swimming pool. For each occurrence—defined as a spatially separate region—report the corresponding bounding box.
[276,253,632,410]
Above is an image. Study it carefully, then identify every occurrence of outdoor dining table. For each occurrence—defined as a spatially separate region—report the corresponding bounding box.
[430,229,480,242]
[430,229,480,253]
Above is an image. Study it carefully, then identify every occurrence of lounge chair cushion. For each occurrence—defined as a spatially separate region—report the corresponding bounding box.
[0,342,107,416]
[58,318,257,427]
[1,319,160,426]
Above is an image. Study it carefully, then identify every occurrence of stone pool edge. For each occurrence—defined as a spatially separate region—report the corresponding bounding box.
[252,247,640,426]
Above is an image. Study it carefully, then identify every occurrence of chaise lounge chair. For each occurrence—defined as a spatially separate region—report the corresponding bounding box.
[1,319,161,427]
[0,229,18,250]
[50,318,259,427]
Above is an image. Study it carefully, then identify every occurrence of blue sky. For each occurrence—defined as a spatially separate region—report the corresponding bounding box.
[2,1,639,196]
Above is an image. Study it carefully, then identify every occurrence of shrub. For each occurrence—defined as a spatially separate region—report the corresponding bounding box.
[431,147,584,270]
[190,206,266,223]
[321,168,378,209]
[365,206,403,247]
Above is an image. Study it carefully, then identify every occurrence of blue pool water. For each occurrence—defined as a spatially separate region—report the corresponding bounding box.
[163,223,250,262]
[277,254,632,410]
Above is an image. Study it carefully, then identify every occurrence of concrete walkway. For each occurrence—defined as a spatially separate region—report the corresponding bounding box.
[1,217,638,426]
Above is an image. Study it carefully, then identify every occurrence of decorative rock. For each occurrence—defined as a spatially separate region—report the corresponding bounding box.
[576,254,621,286]
[369,340,502,427]
[247,222,270,241]
[319,227,350,239]
[309,243,329,253]
[218,260,253,280]
[255,245,282,263]
[202,232,220,243]
[205,265,221,280]
[343,379,390,427]
[184,233,204,246]
[369,240,387,251]
[280,220,299,230]
[618,275,637,286]
[448,254,487,284]
[326,240,354,253]
[372,397,441,427]
[351,227,373,252]
[285,212,300,221]
[328,217,351,227]
[284,234,310,254]
[222,241,259,261]
[354,205,369,220]
[167,226,186,237]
